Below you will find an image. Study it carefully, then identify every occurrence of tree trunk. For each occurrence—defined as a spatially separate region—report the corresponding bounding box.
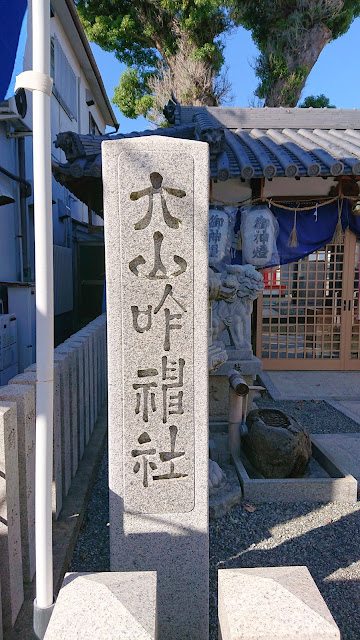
[265,23,332,107]
[164,35,219,107]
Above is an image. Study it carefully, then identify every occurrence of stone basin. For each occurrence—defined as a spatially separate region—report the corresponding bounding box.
[243,408,312,479]
[232,437,358,503]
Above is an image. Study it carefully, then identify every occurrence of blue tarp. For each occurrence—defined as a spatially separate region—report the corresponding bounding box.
[0,2,27,102]
[103,199,360,311]
[234,198,360,267]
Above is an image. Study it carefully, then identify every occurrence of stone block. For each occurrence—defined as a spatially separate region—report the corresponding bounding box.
[95,327,102,401]
[83,329,96,430]
[77,330,94,433]
[93,331,98,421]
[65,339,85,459]
[233,439,358,503]
[212,356,263,378]
[44,572,157,640]
[0,579,2,640]
[101,324,107,404]
[78,327,98,427]
[0,401,24,628]
[0,385,35,582]
[53,354,72,496]
[27,357,70,500]
[103,136,209,639]
[209,465,242,520]
[102,320,108,402]
[55,345,78,476]
[218,566,340,639]
[313,433,360,495]
[66,335,90,446]
[15,369,63,518]
[91,332,97,426]
[53,365,62,516]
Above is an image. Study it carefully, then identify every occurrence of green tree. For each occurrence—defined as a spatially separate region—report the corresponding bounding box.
[299,94,336,108]
[76,1,360,119]
[75,1,234,122]
[232,1,360,107]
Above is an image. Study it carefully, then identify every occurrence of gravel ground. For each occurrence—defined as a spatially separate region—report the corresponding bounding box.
[71,402,360,640]
[70,445,110,572]
[256,396,360,433]
[210,502,360,640]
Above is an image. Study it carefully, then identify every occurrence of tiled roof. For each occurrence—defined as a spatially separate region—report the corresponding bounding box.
[189,107,360,180]
[53,107,360,215]
[52,125,195,213]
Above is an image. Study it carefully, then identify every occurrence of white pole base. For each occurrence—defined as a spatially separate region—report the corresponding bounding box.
[33,597,55,639]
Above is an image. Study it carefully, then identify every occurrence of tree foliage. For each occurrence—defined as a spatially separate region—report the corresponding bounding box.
[299,93,336,108]
[232,1,360,106]
[76,1,360,118]
[76,0,234,122]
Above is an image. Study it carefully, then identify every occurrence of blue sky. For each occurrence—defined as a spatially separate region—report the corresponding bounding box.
[91,18,360,134]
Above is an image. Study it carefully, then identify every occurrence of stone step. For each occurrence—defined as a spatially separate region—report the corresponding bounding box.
[218,566,340,640]
[44,572,157,640]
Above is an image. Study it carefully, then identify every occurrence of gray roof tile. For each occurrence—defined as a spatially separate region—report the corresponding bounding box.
[52,106,360,215]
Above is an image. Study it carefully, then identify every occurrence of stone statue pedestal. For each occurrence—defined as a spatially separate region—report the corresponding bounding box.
[208,341,228,373]
[209,353,262,425]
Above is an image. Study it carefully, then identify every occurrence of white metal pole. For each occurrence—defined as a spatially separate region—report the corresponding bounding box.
[32,0,54,627]
[15,1,54,634]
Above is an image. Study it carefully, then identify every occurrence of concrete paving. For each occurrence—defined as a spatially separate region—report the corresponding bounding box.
[313,433,360,495]
[260,371,360,401]
[328,400,360,425]
[259,372,360,498]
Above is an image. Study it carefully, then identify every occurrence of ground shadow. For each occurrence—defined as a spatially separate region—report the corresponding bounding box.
[210,503,360,640]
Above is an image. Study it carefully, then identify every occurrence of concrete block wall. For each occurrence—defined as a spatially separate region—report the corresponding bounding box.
[0,314,107,635]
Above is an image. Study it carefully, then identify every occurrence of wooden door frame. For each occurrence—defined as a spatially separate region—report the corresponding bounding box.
[343,230,360,369]
[256,229,359,371]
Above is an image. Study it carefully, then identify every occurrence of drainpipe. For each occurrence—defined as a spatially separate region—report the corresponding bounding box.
[18,137,29,281]
[31,1,55,629]
[14,178,24,283]
[228,369,264,456]
[15,0,55,635]
[228,370,249,456]
[0,163,32,281]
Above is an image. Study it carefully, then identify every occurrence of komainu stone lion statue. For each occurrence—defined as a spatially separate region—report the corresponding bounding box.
[211,264,264,352]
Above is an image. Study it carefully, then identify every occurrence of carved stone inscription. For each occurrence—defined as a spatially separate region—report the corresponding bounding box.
[119,153,194,513]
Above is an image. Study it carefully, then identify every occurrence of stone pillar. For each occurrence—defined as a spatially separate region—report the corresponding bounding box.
[0,580,2,640]
[87,332,95,430]
[66,333,90,446]
[103,137,209,640]
[0,401,23,628]
[82,336,91,444]
[76,328,94,434]
[21,367,63,517]
[55,345,79,476]
[65,337,86,459]
[0,385,35,582]
[27,356,72,498]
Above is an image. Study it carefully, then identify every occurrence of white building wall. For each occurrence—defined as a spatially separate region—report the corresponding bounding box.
[0,126,22,283]
[212,176,337,205]
[23,1,106,235]
[0,0,111,354]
